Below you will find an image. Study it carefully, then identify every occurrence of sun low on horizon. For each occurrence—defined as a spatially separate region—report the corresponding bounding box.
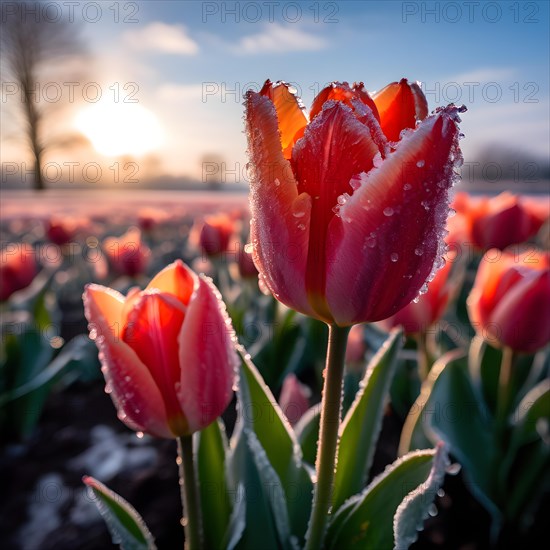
[74,100,164,158]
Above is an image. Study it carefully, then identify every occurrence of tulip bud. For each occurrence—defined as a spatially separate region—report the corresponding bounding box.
[380,252,457,335]
[103,227,150,277]
[461,193,546,251]
[83,260,238,438]
[46,217,78,246]
[278,373,311,425]
[0,244,37,301]
[467,249,550,353]
[199,214,234,257]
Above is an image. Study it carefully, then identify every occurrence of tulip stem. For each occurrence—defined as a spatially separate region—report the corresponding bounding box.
[496,347,515,440]
[416,331,431,381]
[177,435,203,550]
[305,324,350,550]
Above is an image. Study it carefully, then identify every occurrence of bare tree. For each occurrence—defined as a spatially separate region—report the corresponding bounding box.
[1,1,84,191]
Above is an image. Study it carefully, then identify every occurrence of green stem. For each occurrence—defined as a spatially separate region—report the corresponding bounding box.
[416,331,431,382]
[495,347,514,441]
[305,324,350,550]
[177,435,203,550]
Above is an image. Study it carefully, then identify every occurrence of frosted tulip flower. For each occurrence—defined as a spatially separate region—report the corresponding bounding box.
[83,260,238,438]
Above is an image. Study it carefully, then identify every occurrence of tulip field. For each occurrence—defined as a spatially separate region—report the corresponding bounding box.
[2,81,550,550]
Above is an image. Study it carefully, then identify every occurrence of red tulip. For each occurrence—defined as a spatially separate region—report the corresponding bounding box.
[467,249,550,353]
[461,192,545,251]
[237,244,258,279]
[278,373,311,425]
[245,79,464,326]
[199,214,234,257]
[345,324,367,365]
[380,252,455,334]
[46,217,78,246]
[103,228,151,277]
[83,260,238,438]
[137,207,167,232]
[0,244,37,301]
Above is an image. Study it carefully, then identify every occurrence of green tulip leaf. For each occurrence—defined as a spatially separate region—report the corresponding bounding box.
[227,346,312,548]
[326,446,448,550]
[500,379,550,518]
[83,476,156,550]
[294,404,321,466]
[411,351,499,519]
[332,329,403,511]
[398,349,465,456]
[196,419,231,550]
[511,378,550,448]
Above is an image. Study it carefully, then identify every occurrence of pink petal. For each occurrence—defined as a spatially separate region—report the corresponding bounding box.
[246,90,314,317]
[292,101,386,320]
[123,291,189,435]
[490,269,550,353]
[309,81,380,123]
[326,106,462,325]
[146,259,196,306]
[83,284,173,438]
[260,80,308,160]
[177,275,237,432]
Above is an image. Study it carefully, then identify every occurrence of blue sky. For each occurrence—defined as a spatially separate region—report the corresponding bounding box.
[3,0,549,183]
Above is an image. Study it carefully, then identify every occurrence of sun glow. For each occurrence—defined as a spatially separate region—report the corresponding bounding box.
[75,101,163,157]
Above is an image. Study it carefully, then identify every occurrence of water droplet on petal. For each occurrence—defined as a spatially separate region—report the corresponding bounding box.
[373,152,383,168]
[274,178,280,187]
[428,503,438,517]
[403,183,412,191]
[446,462,462,475]
[437,488,445,498]
[416,160,425,168]
[390,253,399,262]
[414,248,423,256]
[244,243,254,254]
[297,223,306,230]
[136,431,144,439]
[293,211,305,218]
[383,207,394,217]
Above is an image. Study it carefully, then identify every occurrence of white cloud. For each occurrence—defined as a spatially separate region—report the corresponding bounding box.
[234,23,327,54]
[441,67,517,85]
[123,22,198,55]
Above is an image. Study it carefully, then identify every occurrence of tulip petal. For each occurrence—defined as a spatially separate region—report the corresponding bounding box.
[373,79,422,142]
[468,252,522,328]
[326,106,462,325]
[123,291,189,435]
[177,276,237,433]
[260,80,308,160]
[310,82,380,123]
[292,100,386,320]
[246,90,314,317]
[471,195,544,250]
[83,284,173,438]
[146,259,196,305]
[468,251,550,352]
[410,81,429,121]
[490,269,550,353]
